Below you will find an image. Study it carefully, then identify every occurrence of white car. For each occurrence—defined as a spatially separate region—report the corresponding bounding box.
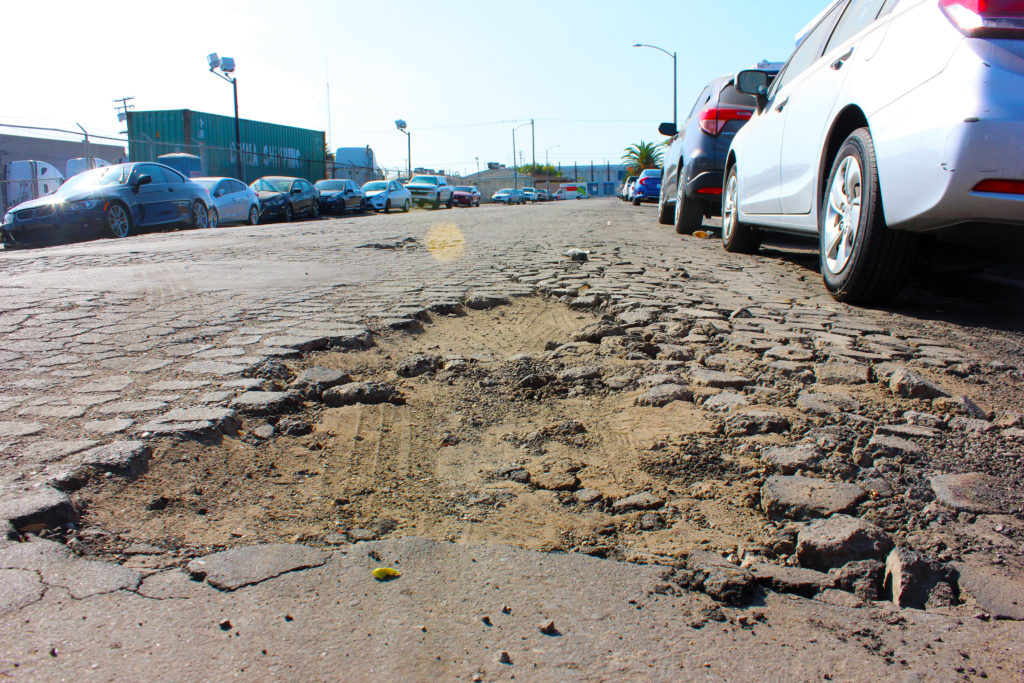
[192,177,260,227]
[362,180,411,213]
[522,187,538,202]
[724,0,1024,304]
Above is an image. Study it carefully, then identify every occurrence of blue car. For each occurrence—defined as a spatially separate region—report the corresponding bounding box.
[1,162,211,248]
[632,168,661,206]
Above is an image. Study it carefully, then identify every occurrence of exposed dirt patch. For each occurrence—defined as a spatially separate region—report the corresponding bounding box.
[77,298,744,564]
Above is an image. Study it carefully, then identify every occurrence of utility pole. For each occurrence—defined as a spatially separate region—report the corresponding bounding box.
[113,96,134,135]
[530,118,535,168]
[76,123,90,167]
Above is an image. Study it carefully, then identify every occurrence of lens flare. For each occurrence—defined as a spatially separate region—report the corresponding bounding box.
[425,222,465,262]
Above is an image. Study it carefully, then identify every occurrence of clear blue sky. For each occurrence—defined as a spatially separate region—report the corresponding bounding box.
[5,0,829,176]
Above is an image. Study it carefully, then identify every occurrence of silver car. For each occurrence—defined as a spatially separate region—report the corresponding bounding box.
[362,180,411,213]
[192,177,260,227]
[724,0,1024,303]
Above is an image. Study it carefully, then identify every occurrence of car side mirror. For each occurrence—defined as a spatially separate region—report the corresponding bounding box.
[736,70,771,114]
[134,174,152,188]
[291,188,302,194]
[658,122,677,137]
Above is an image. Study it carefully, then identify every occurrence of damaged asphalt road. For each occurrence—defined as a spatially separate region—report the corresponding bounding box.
[1,199,1024,680]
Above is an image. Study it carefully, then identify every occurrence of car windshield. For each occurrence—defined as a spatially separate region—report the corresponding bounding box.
[251,177,292,193]
[363,181,387,192]
[409,176,438,185]
[641,169,662,178]
[454,186,474,192]
[54,165,129,197]
[498,189,514,193]
[315,181,346,191]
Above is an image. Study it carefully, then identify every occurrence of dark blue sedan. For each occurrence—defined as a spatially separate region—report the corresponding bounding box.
[1,162,211,248]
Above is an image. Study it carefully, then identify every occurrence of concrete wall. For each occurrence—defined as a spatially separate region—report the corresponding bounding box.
[0,134,127,179]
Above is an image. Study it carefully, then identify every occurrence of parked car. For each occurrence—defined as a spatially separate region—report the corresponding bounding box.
[452,185,481,207]
[658,68,779,233]
[315,179,366,214]
[250,176,319,222]
[536,190,552,202]
[192,177,260,227]
[362,180,411,213]
[2,162,210,247]
[620,176,638,201]
[405,175,453,209]
[632,168,662,206]
[492,188,524,204]
[521,187,539,202]
[552,189,566,200]
[724,0,1024,304]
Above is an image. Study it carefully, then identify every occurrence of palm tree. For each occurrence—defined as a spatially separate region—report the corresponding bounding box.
[621,141,664,176]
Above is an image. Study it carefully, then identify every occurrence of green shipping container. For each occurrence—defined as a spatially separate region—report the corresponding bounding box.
[126,109,326,184]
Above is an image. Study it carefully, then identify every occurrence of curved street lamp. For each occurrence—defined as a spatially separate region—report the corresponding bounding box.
[545,144,561,167]
[395,119,410,180]
[633,43,677,128]
[207,53,243,180]
[512,122,531,190]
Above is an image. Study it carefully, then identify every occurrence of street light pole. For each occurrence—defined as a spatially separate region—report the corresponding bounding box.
[530,118,535,168]
[633,43,677,129]
[232,78,242,180]
[512,122,530,190]
[545,145,561,167]
[395,120,410,179]
[207,53,243,180]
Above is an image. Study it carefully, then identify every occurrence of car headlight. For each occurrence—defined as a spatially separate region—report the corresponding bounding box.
[68,199,100,213]
[265,196,285,206]
[2,212,12,225]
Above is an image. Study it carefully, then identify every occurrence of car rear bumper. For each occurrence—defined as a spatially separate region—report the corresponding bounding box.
[874,39,1024,235]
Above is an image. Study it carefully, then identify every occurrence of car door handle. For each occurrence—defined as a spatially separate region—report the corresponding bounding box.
[831,47,854,70]
[775,97,789,113]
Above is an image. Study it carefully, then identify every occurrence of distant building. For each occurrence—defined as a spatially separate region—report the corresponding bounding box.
[331,146,382,184]
[0,133,127,179]
[461,168,538,202]
[554,162,629,197]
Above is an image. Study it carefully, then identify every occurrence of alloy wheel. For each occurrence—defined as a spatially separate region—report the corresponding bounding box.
[108,204,130,238]
[723,173,738,242]
[822,156,863,275]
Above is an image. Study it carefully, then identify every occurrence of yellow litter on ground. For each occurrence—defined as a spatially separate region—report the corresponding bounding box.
[372,567,401,581]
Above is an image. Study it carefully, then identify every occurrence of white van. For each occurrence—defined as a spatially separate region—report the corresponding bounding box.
[2,161,64,212]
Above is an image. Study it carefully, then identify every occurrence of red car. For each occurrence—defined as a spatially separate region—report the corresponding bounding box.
[451,185,481,207]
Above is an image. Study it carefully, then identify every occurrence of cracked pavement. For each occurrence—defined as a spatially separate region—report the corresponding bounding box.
[2,200,1024,680]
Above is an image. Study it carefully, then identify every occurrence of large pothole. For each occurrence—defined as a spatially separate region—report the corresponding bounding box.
[74,296,772,567]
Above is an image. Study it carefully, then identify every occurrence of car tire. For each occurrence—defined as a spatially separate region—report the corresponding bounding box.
[190,200,208,229]
[674,182,704,235]
[284,204,294,222]
[207,207,219,229]
[721,166,762,253]
[384,199,391,214]
[433,194,441,210]
[359,199,367,213]
[632,194,641,206]
[819,127,918,304]
[312,200,320,218]
[657,190,674,225]
[248,205,260,226]
[403,200,410,212]
[105,202,132,239]
[446,194,454,209]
